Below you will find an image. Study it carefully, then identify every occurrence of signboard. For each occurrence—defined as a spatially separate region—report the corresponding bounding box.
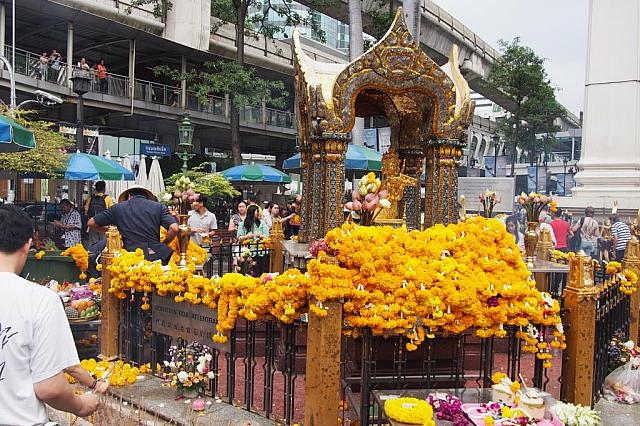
[363,128,377,149]
[152,296,228,351]
[527,166,547,193]
[458,177,516,213]
[141,143,171,157]
[378,127,391,154]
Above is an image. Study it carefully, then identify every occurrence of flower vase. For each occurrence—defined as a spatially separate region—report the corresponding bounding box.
[181,388,199,399]
[177,214,191,269]
[525,222,538,266]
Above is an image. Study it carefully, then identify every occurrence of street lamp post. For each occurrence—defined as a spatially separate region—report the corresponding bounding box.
[70,69,91,152]
[491,134,499,177]
[70,69,92,206]
[177,112,195,173]
[563,157,569,196]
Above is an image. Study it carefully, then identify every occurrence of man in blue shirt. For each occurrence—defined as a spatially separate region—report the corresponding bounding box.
[88,186,179,264]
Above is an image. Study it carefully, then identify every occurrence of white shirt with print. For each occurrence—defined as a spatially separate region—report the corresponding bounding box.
[0,272,80,425]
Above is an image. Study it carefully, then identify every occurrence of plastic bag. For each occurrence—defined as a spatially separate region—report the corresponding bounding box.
[603,356,640,404]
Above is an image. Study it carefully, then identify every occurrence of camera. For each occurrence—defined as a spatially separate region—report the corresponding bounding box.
[35,90,64,105]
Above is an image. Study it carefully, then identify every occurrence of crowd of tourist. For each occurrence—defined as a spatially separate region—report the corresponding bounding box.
[504,205,632,262]
[34,50,109,92]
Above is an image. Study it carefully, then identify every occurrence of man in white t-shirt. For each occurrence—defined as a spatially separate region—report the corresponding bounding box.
[0,205,101,424]
[187,195,217,246]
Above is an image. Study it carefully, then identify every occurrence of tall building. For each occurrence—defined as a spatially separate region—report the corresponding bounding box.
[248,1,350,53]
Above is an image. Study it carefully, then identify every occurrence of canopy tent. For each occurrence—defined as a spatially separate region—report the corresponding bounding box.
[283,144,382,171]
[222,164,291,183]
[0,114,36,152]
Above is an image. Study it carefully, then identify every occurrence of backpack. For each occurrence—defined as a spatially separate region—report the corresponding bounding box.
[87,194,107,219]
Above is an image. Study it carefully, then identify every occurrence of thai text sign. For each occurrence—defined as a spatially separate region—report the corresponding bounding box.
[141,143,171,157]
[152,296,228,351]
[458,177,516,213]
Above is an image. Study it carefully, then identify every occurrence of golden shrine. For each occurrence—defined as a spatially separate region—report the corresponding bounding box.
[293,8,474,241]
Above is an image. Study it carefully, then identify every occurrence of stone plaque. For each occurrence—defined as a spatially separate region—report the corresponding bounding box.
[152,296,229,351]
[458,177,516,213]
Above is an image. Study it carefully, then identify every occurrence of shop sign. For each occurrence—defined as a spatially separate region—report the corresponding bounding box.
[141,143,171,157]
[152,296,228,351]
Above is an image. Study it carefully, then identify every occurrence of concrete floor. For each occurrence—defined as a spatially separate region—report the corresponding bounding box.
[594,398,640,426]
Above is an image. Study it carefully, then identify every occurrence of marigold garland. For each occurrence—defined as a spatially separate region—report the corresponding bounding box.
[384,397,435,426]
[61,244,89,279]
[106,217,568,368]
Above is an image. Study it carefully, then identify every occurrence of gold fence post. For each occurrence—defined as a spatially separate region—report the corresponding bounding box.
[269,219,285,274]
[99,226,122,360]
[561,251,598,405]
[623,237,640,341]
[304,300,343,425]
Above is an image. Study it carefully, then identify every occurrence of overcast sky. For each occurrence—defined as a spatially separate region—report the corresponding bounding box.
[433,0,589,115]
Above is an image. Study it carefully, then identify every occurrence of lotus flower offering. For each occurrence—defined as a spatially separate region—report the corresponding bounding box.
[172,175,200,214]
[344,172,390,225]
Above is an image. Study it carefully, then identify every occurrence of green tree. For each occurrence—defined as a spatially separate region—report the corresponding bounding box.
[0,110,72,175]
[164,163,240,199]
[487,38,565,176]
[152,0,324,165]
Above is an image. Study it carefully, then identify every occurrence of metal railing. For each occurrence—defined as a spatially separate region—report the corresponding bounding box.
[121,296,305,424]
[592,264,631,404]
[3,46,295,129]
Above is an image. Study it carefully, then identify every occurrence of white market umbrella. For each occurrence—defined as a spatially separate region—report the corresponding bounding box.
[136,155,148,188]
[112,155,134,202]
[147,156,165,196]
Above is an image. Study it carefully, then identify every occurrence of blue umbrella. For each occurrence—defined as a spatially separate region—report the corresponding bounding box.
[283,144,382,171]
[222,164,291,183]
[64,152,136,181]
[0,114,36,152]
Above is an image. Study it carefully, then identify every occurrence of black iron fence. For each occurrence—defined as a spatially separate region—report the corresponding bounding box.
[121,296,305,424]
[205,239,271,277]
[592,266,631,404]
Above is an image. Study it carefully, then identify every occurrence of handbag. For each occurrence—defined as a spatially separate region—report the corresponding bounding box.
[569,217,584,251]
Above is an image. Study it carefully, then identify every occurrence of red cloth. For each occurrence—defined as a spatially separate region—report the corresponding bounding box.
[550,218,571,249]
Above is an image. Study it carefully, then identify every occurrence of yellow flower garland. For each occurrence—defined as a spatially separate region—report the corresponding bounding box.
[61,244,89,279]
[384,397,435,426]
[106,217,567,368]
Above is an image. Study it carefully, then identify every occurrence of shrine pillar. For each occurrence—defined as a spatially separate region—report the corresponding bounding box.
[309,133,348,240]
[424,139,464,227]
[298,148,312,243]
[398,148,424,230]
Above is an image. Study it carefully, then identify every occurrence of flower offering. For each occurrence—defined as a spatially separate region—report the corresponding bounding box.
[344,172,390,225]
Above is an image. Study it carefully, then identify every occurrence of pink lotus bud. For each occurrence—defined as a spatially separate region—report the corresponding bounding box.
[352,190,361,202]
[174,190,182,198]
[378,190,388,199]
[344,202,354,211]
[352,199,362,210]
[534,197,540,203]
[540,195,548,203]
[479,193,485,201]
[364,193,376,203]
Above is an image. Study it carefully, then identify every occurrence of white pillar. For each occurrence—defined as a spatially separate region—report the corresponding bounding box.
[571,0,640,209]
[128,39,136,114]
[0,4,5,56]
[481,137,491,165]
[473,132,482,161]
[349,0,364,145]
[66,23,73,87]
